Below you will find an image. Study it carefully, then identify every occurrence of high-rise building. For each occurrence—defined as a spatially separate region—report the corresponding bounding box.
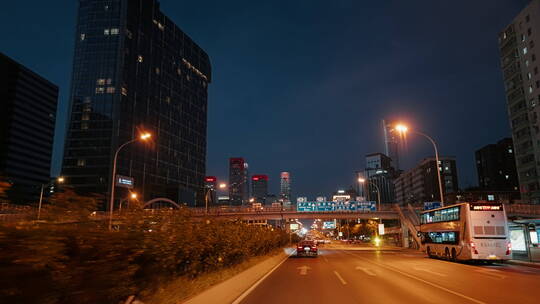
[229,158,249,205]
[475,138,519,192]
[0,53,59,203]
[382,119,400,170]
[280,172,291,202]
[204,176,217,206]
[251,174,268,203]
[394,157,458,205]
[364,153,396,204]
[62,0,211,207]
[499,0,540,203]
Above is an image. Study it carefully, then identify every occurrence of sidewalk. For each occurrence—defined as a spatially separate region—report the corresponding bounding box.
[507,259,540,269]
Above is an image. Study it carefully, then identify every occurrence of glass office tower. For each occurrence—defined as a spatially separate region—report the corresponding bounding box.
[62,0,211,207]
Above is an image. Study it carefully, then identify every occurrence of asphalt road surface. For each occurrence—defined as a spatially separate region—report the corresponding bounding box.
[237,244,540,304]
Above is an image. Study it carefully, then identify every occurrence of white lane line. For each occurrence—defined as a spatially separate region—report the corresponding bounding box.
[412,266,448,277]
[323,256,329,262]
[355,266,376,276]
[333,271,348,285]
[231,250,294,304]
[475,269,506,280]
[343,251,486,304]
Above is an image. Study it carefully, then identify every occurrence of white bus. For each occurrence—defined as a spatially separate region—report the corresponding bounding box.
[419,202,511,262]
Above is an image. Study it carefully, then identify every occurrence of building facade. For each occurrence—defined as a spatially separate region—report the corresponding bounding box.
[204,176,217,206]
[62,0,211,207]
[280,172,291,203]
[499,0,540,203]
[0,53,59,203]
[382,119,401,170]
[475,138,519,192]
[364,153,396,204]
[229,158,249,205]
[251,174,268,203]
[394,157,459,205]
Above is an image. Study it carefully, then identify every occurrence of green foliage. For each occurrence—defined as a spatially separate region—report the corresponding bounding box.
[0,210,289,304]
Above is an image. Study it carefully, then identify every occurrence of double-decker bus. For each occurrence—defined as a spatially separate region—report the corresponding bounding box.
[419,202,511,262]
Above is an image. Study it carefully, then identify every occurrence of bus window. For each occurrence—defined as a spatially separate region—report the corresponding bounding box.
[424,231,459,245]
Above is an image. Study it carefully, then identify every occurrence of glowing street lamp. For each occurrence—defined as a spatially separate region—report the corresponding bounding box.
[109,132,152,231]
[219,183,227,189]
[358,178,381,212]
[37,176,65,220]
[394,123,444,206]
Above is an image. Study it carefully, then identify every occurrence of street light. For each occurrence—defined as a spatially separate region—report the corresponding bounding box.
[37,176,65,220]
[394,123,444,206]
[358,178,381,212]
[108,132,151,231]
[119,192,138,212]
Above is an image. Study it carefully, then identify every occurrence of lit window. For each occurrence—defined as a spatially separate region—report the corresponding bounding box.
[138,55,143,63]
[111,28,119,35]
[104,5,109,11]
[155,67,160,75]
[81,113,89,121]
[121,87,128,96]
[505,175,509,179]
[509,148,513,153]
[96,79,106,85]
[95,87,105,94]
[126,30,133,39]
[106,78,112,85]
[487,195,495,201]
[165,96,171,103]
[77,159,86,167]
[528,72,532,79]
[104,29,110,35]
[529,85,533,93]
[526,60,530,67]
[106,87,115,93]
[80,33,86,41]
[523,47,528,55]
[81,122,89,130]
[522,34,526,42]
[177,68,181,75]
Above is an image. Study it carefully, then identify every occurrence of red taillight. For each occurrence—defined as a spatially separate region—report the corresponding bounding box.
[470,242,478,254]
[297,246,303,250]
[506,242,512,255]
[311,247,317,251]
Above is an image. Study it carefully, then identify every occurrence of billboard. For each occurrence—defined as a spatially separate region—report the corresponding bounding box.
[297,202,316,212]
[296,201,376,212]
[316,196,327,202]
[297,197,308,203]
[116,175,134,189]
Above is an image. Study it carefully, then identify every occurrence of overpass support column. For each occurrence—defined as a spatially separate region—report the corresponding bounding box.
[401,220,409,248]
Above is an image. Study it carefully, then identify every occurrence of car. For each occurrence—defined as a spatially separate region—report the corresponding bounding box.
[296,240,318,257]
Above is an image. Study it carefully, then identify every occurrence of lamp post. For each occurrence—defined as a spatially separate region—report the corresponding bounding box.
[108,132,151,231]
[395,124,445,206]
[118,192,138,213]
[37,176,64,220]
[358,178,381,212]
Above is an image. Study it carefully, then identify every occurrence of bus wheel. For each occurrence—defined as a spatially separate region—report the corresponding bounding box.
[427,246,433,258]
[451,248,457,261]
[445,248,450,260]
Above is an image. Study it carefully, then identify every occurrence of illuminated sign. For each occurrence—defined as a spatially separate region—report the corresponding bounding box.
[323,221,336,229]
[116,175,134,189]
[290,223,299,231]
[470,204,503,211]
[205,176,217,182]
[316,196,327,202]
[297,197,307,203]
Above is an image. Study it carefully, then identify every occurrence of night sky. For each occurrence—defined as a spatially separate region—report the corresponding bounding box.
[0,0,531,199]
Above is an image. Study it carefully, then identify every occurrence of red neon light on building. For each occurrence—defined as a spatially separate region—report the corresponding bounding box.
[252,175,268,181]
[205,176,217,182]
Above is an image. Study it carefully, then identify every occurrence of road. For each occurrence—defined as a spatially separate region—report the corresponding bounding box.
[237,244,540,304]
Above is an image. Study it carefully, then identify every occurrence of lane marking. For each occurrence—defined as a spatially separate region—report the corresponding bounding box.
[412,266,447,277]
[323,256,329,262]
[231,250,294,304]
[475,269,506,280]
[355,266,376,276]
[343,251,486,304]
[333,270,347,285]
[297,265,311,275]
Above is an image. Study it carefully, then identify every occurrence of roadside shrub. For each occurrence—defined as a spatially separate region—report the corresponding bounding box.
[0,212,290,304]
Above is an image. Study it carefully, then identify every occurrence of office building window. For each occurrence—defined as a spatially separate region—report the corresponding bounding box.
[77,159,86,167]
[104,29,110,35]
[111,28,119,35]
[80,33,86,41]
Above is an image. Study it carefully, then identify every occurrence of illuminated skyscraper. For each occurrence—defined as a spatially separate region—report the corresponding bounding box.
[382,119,400,170]
[61,0,211,207]
[251,175,268,203]
[229,158,249,205]
[280,172,291,202]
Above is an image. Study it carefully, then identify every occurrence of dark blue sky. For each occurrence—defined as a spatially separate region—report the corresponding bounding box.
[0,0,529,198]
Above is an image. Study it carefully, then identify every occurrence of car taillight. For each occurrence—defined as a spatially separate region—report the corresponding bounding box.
[470,242,478,254]
[311,247,317,251]
[297,246,303,250]
[506,242,512,255]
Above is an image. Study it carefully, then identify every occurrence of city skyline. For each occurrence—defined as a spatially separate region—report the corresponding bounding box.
[0,0,531,198]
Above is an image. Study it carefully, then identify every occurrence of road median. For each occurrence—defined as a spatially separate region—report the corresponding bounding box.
[183,247,294,304]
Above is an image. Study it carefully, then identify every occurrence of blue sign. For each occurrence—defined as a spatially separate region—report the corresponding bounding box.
[357,201,377,211]
[297,202,317,212]
[323,221,336,229]
[424,202,442,210]
[316,201,335,211]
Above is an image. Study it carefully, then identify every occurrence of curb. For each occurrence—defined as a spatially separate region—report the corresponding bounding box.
[506,259,540,269]
[184,248,294,304]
